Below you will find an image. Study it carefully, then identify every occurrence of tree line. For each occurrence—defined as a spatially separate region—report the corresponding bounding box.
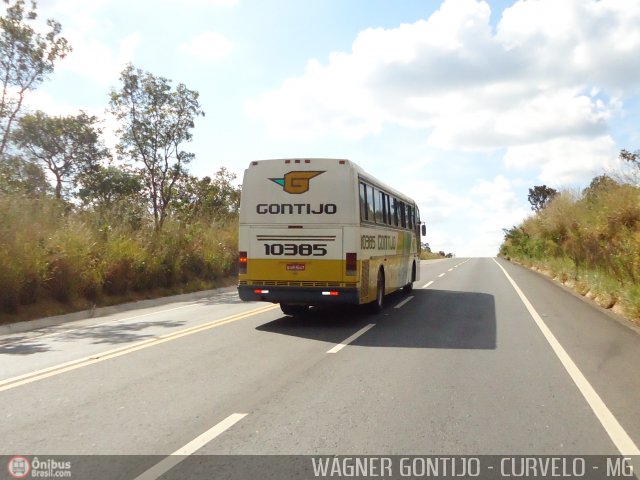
[0,1,240,316]
[0,0,240,227]
[500,151,640,322]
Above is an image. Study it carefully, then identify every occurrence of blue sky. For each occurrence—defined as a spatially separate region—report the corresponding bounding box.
[22,0,640,256]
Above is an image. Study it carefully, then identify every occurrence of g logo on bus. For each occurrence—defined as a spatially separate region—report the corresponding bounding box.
[269,171,324,194]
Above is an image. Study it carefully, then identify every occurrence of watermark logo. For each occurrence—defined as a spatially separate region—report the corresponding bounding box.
[7,456,72,478]
[269,171,324,194]
[7,457,30,479]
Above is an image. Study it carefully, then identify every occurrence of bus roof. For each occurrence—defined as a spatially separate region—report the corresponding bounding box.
[248,158,417,207]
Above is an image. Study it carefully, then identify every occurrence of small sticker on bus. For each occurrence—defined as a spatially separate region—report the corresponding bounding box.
[286,263,306,271]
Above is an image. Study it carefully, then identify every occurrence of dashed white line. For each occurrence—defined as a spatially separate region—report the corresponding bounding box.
[327,324,376,354]
[438,273,446,278]
[394,296,414,309]
[421,281,434,289]
[134,413,247,480]
[448,268,453,272]
[492,258,640,456]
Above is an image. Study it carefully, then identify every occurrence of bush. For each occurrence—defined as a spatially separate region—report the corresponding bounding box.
[0,192,239,315]
[500,177,640,322]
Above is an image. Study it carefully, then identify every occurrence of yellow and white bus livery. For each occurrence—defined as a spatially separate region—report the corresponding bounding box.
[237,158,425,315]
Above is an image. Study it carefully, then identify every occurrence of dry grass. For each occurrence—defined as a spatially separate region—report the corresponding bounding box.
[500,179,640,324]
[0,193,239,321]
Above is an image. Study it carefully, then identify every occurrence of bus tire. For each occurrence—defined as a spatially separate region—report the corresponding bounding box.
[403,262,416,293]
[368,268,385,314]
[280,303,308,316]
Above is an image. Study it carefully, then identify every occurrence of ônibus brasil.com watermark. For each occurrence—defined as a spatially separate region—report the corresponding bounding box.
[7,457,71,479]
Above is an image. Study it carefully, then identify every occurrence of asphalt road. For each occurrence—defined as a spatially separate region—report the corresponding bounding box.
[1,258,639,479]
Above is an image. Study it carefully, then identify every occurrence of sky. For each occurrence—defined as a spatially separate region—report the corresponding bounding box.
[17,0,640,256]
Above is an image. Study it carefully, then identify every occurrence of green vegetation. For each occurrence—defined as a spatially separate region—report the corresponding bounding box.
[0,1,240,322]
[499,157,640,324]
[420,243,454,260]
[0,192,238,319]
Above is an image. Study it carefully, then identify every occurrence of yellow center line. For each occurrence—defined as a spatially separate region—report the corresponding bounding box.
[0,304,279,393]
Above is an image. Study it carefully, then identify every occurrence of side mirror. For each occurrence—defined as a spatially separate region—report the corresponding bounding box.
[421,224,426,236]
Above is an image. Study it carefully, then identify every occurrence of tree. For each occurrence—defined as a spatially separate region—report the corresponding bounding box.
[13,110,110,199]
[0,0,71,156]
[527,185,558,212]
[582,174,618,200]
[619,148,639,167]
[77,165,142,209]
[171,167,240,222]
[77,164,146,230]
[0,153,49,195]
[109,63,204,231]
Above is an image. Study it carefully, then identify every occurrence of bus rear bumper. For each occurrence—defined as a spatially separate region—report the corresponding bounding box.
[238,285,359,305]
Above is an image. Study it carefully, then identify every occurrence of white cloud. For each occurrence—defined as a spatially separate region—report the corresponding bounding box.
[417,175,530,257]
[504,136,620,185]
[59,32,141,86]
[177,31,233,61]
[247,0,640,182]
[36,1,140,86]
[466,175,529,256]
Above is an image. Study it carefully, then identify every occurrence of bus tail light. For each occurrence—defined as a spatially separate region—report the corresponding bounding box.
[346,252,357,276]
[322,291,339,296]
[239,251,247,274]
[254,289,269,294]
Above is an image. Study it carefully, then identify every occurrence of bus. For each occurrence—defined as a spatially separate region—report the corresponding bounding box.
[237,158,425,315]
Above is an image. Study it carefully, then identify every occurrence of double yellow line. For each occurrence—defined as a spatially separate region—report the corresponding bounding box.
[0,304,278,393]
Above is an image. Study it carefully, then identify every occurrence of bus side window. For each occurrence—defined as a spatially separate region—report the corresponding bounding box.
[359,182,367,222]
[381,193,388,224]
[374,189,384,224]
[399,202,406,228]
[408,205,413,230]
[366,184,375,222]
[392,198,398,226]
[385,194,391,225]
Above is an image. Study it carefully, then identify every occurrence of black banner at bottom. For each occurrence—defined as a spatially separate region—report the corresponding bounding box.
[1,455,639,480]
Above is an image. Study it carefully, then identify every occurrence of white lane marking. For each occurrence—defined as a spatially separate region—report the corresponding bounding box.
[394,296,414,309]
[134,413,247,480]
[438,273,446,278]
[492,258,640,456]
[448,268,453,272]
[421,281,434,289]
[327,324,375,354]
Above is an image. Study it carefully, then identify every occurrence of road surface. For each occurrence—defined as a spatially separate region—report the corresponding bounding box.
[0,258,639,478]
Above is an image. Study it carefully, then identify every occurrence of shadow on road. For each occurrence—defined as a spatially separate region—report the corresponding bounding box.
[0,341,51,355]
[196,290,245,306]
[0,319,187,356]
[256,289,496,350]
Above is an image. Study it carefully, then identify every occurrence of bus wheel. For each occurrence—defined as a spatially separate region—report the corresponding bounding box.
[368,269,385,314]
[403,262,416,293]
[280,303,308,316]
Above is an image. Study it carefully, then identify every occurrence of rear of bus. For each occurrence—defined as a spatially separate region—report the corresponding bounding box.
[237,158,359,310]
